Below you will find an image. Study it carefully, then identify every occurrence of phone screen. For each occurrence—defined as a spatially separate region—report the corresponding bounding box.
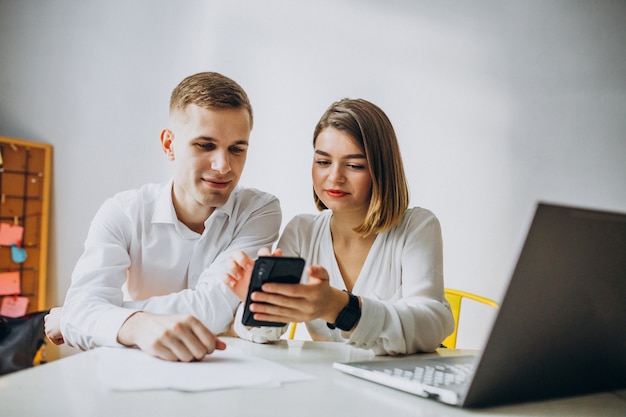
[241,256,305,327]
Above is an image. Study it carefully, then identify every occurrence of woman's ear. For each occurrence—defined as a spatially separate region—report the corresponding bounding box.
[161,129,175,160]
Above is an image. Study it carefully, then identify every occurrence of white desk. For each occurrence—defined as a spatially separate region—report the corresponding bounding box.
[1,337,624,417]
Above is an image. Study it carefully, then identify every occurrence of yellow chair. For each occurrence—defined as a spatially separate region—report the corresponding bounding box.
[442,288,498,349]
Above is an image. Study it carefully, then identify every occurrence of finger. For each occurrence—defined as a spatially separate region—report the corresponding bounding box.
[249,301,302,323]
[166,332,201,361]
[46,333,61,345]
[148,338,184,362]
[250,290,311,317]
[188,318,222,355]
[251,288,293,304]
[51,336,65,345]
[225,255,251,287]
[253,314,291,323]
[226,258,239,275]
[251,308,297,324]
[152,319,208,362]
[233,250,254,266]
[257,247,272,257]
[259,281,304,296]
[227,255,249,278]
[307,265,330,282]
[270,248,283,256]
[225,272,240,287]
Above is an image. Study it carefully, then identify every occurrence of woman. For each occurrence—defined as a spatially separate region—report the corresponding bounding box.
[227,98,453,355]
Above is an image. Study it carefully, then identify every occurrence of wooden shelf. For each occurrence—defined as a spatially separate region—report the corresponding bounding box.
[0,137,52,313]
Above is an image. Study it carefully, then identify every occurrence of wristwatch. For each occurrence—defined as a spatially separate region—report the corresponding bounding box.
[327,290,361,331]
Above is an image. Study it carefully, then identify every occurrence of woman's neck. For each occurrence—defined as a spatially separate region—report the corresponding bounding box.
[329,210,367,239]
[330,211,377,291]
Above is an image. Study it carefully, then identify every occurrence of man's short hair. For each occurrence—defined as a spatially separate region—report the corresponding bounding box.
[170,72,253,128]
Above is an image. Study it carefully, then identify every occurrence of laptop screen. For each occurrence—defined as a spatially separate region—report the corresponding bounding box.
[465,203,626,407]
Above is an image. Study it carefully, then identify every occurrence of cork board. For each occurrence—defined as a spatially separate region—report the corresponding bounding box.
[0,137,52,315]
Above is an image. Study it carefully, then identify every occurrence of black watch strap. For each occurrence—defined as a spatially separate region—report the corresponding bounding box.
[327,290,361,331]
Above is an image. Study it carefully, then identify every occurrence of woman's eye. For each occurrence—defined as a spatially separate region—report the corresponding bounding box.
[315,160,331,166]
[348,164,365,170]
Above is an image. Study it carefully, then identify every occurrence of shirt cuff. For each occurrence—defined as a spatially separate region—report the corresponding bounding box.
[344,297,384,349]
[233,303,285,343]
[93,307,140,347]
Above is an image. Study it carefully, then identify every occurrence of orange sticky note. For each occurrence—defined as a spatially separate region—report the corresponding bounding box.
[0,271,20,295]
[0,296,29,317]
[0,223,24,246]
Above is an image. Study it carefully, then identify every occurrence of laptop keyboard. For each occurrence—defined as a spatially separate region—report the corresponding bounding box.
[381,363,475,387]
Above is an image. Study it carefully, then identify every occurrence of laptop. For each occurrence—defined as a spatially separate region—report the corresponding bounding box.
[333,202,626,408]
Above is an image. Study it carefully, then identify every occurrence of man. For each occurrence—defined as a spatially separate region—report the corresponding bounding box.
[46,72,281,361]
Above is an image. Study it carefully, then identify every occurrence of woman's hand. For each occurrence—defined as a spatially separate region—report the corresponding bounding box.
[247,265,349,325]
[225,251,256,301]
[225,248,283,302]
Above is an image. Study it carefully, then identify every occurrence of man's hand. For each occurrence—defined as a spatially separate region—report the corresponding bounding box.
[117,312,226,362]
[44,307,65,345]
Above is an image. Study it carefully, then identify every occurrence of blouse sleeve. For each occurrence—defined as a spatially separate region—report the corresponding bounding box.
[346,211,454,355]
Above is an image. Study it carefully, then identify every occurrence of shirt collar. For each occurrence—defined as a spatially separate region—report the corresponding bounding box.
[152,178,237,226]
[212,186,236,221]
[152,178,177,224]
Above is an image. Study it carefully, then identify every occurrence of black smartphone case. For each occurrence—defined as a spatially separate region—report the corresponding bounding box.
[241,256,305,327]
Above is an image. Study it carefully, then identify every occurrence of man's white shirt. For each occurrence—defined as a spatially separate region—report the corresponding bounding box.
[61,180,280,350]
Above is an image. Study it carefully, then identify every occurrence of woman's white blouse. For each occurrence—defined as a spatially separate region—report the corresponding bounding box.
[236,207,454,355]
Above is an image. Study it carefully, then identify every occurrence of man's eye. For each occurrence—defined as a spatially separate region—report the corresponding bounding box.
[230,146,247,154]
[196,142,215,150]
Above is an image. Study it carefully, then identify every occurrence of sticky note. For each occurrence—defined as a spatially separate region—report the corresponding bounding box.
[11,244,27,263]
[0,223,24,246]
[0,271,20,295]
[0,296,29,317]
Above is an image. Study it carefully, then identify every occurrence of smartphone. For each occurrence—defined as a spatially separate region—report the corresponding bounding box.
[241,256,305,327]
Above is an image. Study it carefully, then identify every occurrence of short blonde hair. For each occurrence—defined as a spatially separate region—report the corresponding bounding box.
[313,98,409,236]
[169,72,253,128]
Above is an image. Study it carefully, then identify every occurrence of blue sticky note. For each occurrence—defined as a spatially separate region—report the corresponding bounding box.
[11,244,27,263]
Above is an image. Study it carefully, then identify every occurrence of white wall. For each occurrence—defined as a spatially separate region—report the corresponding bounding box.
[1,0,625,353]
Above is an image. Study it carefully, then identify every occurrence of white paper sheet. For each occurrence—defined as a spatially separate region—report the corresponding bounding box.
[96,345,314,391]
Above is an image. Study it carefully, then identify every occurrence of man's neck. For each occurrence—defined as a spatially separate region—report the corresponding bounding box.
[171,188,216,234]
